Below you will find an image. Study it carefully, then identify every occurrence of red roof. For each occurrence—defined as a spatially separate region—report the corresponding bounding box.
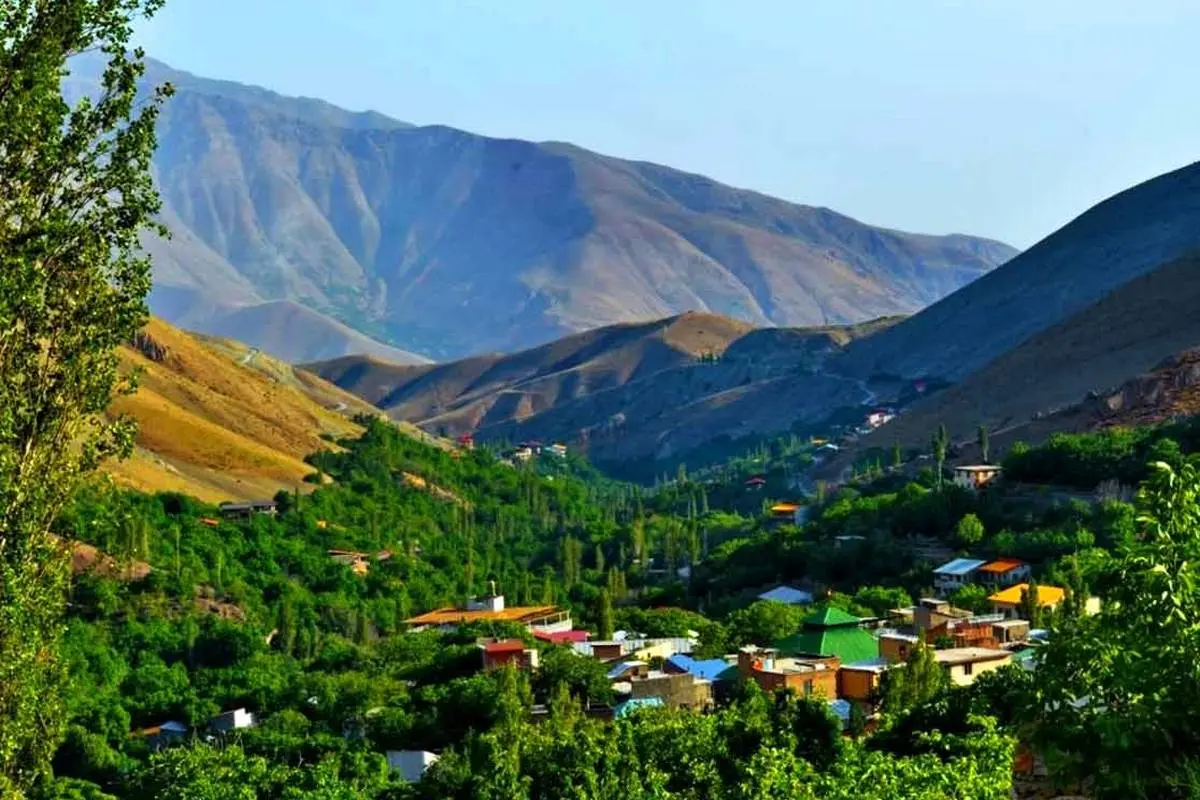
[534,629,590,644]
[744,477,767,486]
[481,639,526,654]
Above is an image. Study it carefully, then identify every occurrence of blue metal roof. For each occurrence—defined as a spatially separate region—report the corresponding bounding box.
[757,585,814,605]
[614,697,664,718]
[666,655,735,682]
[606,660,645,680]
[933,558,986,576]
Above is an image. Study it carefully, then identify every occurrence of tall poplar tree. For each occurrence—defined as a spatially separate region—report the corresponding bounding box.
[0,2,170,791]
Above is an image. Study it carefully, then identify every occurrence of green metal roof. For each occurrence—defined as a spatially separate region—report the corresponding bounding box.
[775,626,879,663]
[801,605,863,628]
[776,605,877,663]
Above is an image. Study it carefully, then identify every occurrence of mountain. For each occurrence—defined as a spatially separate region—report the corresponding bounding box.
[838,251,1200,458]
[76,56,1016,362]
[839,160,1200,382]
[105,317,442,502]
[309,312,900,470]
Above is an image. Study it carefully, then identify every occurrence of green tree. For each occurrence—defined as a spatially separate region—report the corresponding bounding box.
[1032,461,1200,797]
[891,442,902,470]
[932,425,949,490]
[880,636,947,715]
[1018,581,1042,628]
[954,513,986,548]
[977,424,991,464]
[0,4,171,792]
[596,589,614,640]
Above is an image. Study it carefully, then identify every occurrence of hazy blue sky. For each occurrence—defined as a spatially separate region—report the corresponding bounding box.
[137,1,1200,248]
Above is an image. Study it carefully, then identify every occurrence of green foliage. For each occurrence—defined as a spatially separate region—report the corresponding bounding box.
[880,638,947,715]
[725,601,806,647]
[0,4,171,792]
[954,513,986,548]
[1031,460,1200,798]
[948,583,990,614]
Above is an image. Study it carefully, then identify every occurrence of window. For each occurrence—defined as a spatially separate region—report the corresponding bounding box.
[804,680,813,696]
[963,662,974,676]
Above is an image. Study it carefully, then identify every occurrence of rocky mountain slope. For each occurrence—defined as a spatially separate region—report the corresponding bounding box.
[74,56,1015,362]
[309,312,899,468]
[839,159,1200,382]
[106,318,442,502]
[838,251,1200,459]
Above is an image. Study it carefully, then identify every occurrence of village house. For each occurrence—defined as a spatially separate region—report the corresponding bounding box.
[756,585,814,605]
[775,606,879,664]
[209,708,256,734]
[992,619,1031,645]
[879,631,920,663]
[865,408,896,429]
[768,502,804,524]
[547,443,568,458]
[386,750,439,783]
[613,697,664,718]
[738,646,840,699]
[575,636,697,663]
[976,558,1032,589]
[135,720,188,750]
[628,670,713,711]
[932,558,987,595]
[744,476,767,491]
[327,549,391,576]
[934,647,1012,686]
[478,638,540,672]
[988,583,1067,620]
[837,659,890,703]
[218,500,278,519]
[404,593,572,635]
[607,660,651,682]
[533,628,590,646]
[953,465,1003,492]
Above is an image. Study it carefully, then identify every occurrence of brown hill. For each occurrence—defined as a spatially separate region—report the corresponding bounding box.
[310,312,900,466]
[105,318,385,502]
[831,252,1200,464]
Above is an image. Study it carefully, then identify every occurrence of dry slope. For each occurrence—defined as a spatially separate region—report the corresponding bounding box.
[105,318,383,503]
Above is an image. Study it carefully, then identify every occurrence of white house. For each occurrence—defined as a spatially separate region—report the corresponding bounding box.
[387,750,440,783]
[209,708,255,733]
[932,558,986,595]
[953,465,1002,492]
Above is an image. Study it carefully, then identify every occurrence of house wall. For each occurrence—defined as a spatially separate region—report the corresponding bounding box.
[837,668,880,701]
[880,636,914,663]
[591,643,623,661]
[944,656,1011,686]
[630,673,712,710]
[751,667,838,699]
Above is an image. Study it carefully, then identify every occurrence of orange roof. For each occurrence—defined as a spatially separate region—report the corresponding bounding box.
[405,605,562,626]
[481,639,526,654]
[988,583,1065,607]
[978,559,1026,574]
[770,503,800,513]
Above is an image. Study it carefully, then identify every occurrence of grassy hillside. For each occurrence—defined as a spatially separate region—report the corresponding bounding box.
[105,318,386,502]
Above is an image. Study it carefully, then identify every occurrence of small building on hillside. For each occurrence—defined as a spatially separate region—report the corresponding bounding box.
[209,708,256,733]
[768,502,803,524]
[607,660,650,681]
[934,647,1012,686]
[932,558,987,595]
[737,646,840,699]
[953,465,1003,492]
[775,606,879,664]
[533,628,590,646]
[976,559,1032,588]
[879,632,920,663]
[988,583,1067,620]
[575,636,696,663]
[838,659,891,703]
[866,409,896,429]
[744,476,767,491]
[628,671,713,711]
[547,443,568,458]
[456,433,475,449]
[218,500,278,519]
[479,639,540,672]
[386,750,439,783]
[913,598,972,634]
[757,585,814,606]
[405,594,572,635]
[136,720,188,750]
[664,654,738,683]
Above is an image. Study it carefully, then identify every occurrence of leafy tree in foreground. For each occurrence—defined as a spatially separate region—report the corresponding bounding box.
[0,1,171,792]
[1032,461,1200,798]
[954,513,985,548]
[880,637,947,715]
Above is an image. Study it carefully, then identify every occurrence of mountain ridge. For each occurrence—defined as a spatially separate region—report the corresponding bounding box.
[101,57,1016,361]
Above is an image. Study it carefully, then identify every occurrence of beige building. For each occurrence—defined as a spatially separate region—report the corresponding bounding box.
[934,647,1012,686]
